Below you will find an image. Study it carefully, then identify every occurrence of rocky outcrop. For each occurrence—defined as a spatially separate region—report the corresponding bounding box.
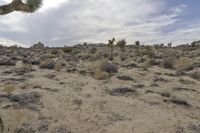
[31,42,45,49]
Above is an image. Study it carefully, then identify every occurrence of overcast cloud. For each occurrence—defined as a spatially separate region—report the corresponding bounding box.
[0,0,200,47]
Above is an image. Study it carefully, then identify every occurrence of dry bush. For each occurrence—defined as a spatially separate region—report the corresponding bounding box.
[84,60,117,79]
[55,62,65,71]
[141,47,156,58]
[174,57,194,72]
[39,60,56,69]
[15,63,34,73]
[95,69,109,80]
[162,58,174,69]
[3,84,16,95]
[51,49,60,55]
[84,60,105,73]
[190,71,200,80]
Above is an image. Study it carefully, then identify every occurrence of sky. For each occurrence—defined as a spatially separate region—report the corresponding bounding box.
[0,0,200,47]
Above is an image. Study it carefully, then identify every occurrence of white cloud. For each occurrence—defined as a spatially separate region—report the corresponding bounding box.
[0,0,199,46]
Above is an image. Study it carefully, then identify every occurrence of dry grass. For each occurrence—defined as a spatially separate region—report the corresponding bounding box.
[174,57,194,72]
[94,69,109,80]
[84,60,110,80]
[55,62,65,71]
[84,59,107,73]
[3,84,16,95]
[39,59,55,69]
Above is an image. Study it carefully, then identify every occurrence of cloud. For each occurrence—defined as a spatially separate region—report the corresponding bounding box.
[0,0,199,46]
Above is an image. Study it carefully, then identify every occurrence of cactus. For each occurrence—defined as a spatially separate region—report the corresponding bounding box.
[117,39,126,52]
[108,38,115,60]
[0,0,42,15]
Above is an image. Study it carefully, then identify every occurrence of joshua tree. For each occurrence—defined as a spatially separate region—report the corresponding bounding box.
[117,39,126,52]
[108,38,115,60]
[0,0,42,15]
[167,42,172,47]
[135,41,140,48]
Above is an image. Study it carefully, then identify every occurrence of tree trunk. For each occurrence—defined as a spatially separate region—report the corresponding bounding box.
[0,117,4,133]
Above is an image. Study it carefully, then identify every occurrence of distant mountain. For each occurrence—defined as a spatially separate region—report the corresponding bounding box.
[0,38,28,47]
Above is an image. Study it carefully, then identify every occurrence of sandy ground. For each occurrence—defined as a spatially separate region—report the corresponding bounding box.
[0,62,200,133]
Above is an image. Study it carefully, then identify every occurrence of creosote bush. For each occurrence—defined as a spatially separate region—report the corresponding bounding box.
[162,58,175,69]
[174,57,194,72]
[62,47,73,53]
[84,59,118,79]
[39,59,56,69]
[95,69,109,80]
[90,47,97,54]
[55,62,65,71]
[190,71,200,80]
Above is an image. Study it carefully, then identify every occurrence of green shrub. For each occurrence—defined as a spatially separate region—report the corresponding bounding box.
[90,47,97,54]
[62,47,73,53]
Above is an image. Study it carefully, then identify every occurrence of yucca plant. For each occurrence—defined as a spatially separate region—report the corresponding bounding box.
[108,38,115,60]
[0,0,42,15]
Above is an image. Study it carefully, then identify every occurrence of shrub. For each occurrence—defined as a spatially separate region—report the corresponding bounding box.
[190,71,200,80]
[85,60,118,79]
[51,49,60,55]
[3,84,16,95]
[62,47,73,53]
[174,57,194,72]
[85,60,118,74]
[55,62,65,71]
[90,47,97,54]
[169,96,190,106]
[23,64,34,72]
[95,69,109,80]
[162,58,174,69]
[100,61,118,73]
[39,60,56,69]
[141,46,156,58]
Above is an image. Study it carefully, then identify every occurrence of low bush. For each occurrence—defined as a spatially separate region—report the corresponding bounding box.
[174,57,194,72]
[62,47,73,53]
[3,84,16,95]
[162,58,174,69]
[95,69,109,80]
[39,60,56,69]
[190,71,200,80]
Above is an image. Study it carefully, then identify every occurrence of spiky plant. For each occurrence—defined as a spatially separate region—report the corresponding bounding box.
[108,38,115,60]
[117,39,126,52]
[0,0,42,15]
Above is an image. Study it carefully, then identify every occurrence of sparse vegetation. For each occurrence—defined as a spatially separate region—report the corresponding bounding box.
[1,39,200,133]
[62,47,73,53]
[162,58,175,69]
[94,69,109,80]
[39,59,56,69]
[174,57,194,72]
[3,84,16,95]
[190,71,200,80]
